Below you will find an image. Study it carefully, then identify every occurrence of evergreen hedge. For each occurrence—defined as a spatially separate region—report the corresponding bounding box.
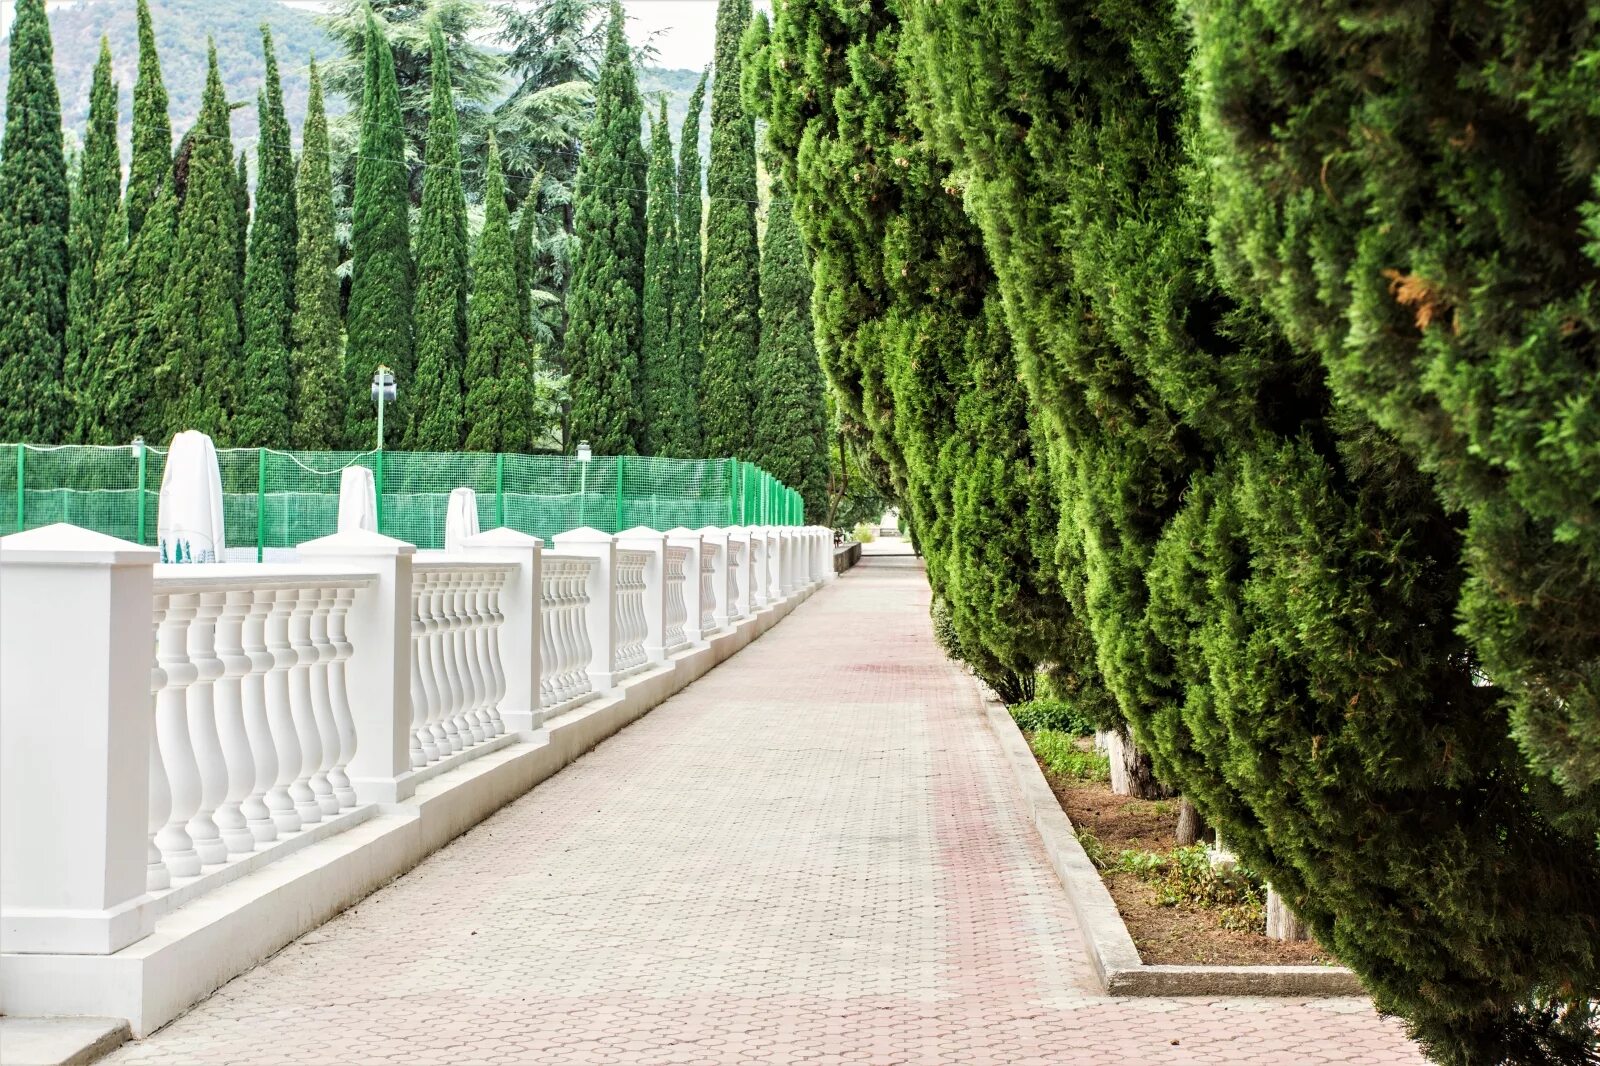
[672,70,709,457]
[641,100,699,457]
[289,60,345,452]
[66,39,121,442]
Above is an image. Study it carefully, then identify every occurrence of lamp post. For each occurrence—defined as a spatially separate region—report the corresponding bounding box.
[576,440,592,527]
[370,366,397,531]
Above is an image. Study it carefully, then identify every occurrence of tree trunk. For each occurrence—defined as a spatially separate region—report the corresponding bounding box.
[1105,724,1175,800]
[1265,886,1309,941]
[1175,796,1206,846]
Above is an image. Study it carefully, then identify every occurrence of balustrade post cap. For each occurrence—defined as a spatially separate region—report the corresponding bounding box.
[462,527,544,549]
[0,522,158,566]
[551,526,615,545]
[298,528,417,557]
[694,526,730,538]
[616,525,667,543]
[664,527,701,540]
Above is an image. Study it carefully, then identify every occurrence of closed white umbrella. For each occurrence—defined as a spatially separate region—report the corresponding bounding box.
[158,430,225,564]
[337,465,378,533]
[445,487,480,552]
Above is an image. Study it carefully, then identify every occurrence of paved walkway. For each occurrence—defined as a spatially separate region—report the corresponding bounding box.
[104,553,1422,1065]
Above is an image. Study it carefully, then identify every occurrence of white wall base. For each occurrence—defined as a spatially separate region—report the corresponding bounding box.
[0,586,814,1037]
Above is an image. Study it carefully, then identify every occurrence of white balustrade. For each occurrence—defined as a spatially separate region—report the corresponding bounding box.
[409,561,514,768]
[614,549,650,674]
[540,554,596,711]
[699,544,718,636]
[664,546,690,653]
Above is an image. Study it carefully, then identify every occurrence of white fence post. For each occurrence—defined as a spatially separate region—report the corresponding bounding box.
[298,529,416,803]
[729,527,754,616]
[1,524,158,954]
[461,528,543,734]
[697,526,733,630]
[551,527,620,691]
[666,528,706,644]
[617,527,668,664]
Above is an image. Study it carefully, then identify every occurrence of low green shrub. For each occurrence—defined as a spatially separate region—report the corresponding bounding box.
[1011,698,1095,736]
[1030,728,1110,782]
[1075,826,1108,870]
[1115,845,1264,933]
[851,520,876,543]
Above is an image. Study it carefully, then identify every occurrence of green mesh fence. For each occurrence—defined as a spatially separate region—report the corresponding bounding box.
[1,443,804,556]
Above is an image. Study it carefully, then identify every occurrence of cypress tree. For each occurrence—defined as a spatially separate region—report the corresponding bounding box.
[344,13,415,449]
[66,38,122,442]
[0,0,70,442]
[234,152,250,293]
[564,0,646,455]
[512,197,535,342]
[465,136,532,453]
[672,70,708,456]
[751,195,828,521]
[290,59,344,451]
[699,0,760,458]
[406,24,469,452]
[236,28,297,449]
[126,0,170,242]
[87,180,176,445]
[640,100,693,456]
[905,0,1600,1057]
[157,41,240,440]
[1190,0,1600,806]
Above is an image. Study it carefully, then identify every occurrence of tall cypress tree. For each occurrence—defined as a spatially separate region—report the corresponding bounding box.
[0,0,70,442]
[465,135,532,453]
[66,38,122,442]
[88,179,176,445]
[640,100,694,456]
[126,0,170,242]
[157,41,240,440]
[290,59,344,451]
[236,28,297,449]
[513,197,535,342]
[673,70,708,456]
[344,13,415,449]
[699,0,760,459]
[234,152,250,291]
[751,195,828,520]
[564,0,646,454]
[407,23,469,452]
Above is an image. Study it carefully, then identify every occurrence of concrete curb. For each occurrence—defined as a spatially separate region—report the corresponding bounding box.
[977,682,1364,997]
[0,1017,130,1066]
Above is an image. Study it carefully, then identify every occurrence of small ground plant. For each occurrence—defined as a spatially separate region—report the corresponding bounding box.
[1011,698,1094,735]
[1029,728,1110,781]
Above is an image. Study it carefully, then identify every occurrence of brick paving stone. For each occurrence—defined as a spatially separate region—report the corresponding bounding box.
[101,552,1424,1066]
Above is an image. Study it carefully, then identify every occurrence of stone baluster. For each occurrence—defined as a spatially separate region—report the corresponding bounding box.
[286,589,324,824]
[696,527,732,630]
[239,591,278,844]
[148,612,171,891]
[555,562,580,701]
[551,528,620,691]
[434,572,464,754]
[479,573,508,736]
[411,571,438,766]
[211,590,258,855]
[538,568,557,710]
[262,589,302,834]
[457,572,487,745]
[327,586,359,808]
[667,529,706,644]
[726,529,752,618]
[184,593,230,868]
[153,592,203,877]
[618,528,668,664]
[307,586,342,816]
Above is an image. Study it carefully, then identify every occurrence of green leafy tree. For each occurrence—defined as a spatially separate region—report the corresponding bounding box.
[125,0,170,242]
[157,41,240,440]
[0,0,70,441]
[641,100,693,456]
[407,24,469,452]
[563,0,645,454]
[66,38,122,442]
[1190,0,1600,809]
[905,0,1600,1058]
[672,69,708,456]
[465,135,535,452]
[343,12,415,448]
[290,59,344,451]
[699,0,759,458]
[236,27,297,449]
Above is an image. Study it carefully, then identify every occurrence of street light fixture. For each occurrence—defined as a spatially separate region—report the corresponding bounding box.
[370,365,397,452]
[576,440,592,526]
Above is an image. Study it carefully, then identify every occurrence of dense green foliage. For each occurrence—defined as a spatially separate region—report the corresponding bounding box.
[0,0,70,441]
[236,28,297,449]
[1190,0,1600,807]
[343,13,414,448]
[289,60,343,451]
[564,1,645,455]
[65,39,121,441]
[156,41,239,439]
[671,71,708,457]
[407,25,469,452]
[640,101,698,457]
[698,0,760,458]
[901,0,1600,1058]
[464,136,537,453]
[125,0,172,241]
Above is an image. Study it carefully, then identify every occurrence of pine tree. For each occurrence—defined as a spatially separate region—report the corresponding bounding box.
[0,0,70,442]
[126,0,170,241]
[406,24,469,452]
[157,41,240,440]
[563,0,645,454]
[66,38,122,442]
[672,70,708,457]
[290,59,344,451]
[699,0,760,458]
[465,136,533,452]
[236,28,297,449]
[640,100,692,456]
[344,12,415,449]
[751,195,828,520]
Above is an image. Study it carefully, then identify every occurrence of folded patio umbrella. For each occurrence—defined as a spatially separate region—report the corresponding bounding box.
[337,465,378,533]
[157,430,225,564]
[445,487,480,552]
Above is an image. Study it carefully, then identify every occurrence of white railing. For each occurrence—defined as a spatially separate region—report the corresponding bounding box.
[614,549,650,675]
[540,553,595,712]
[409,562,513,769]
[664,546,690,653]
[699,542,718,636]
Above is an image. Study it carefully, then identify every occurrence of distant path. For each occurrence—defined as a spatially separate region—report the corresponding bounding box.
[104,555,1421,1065]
